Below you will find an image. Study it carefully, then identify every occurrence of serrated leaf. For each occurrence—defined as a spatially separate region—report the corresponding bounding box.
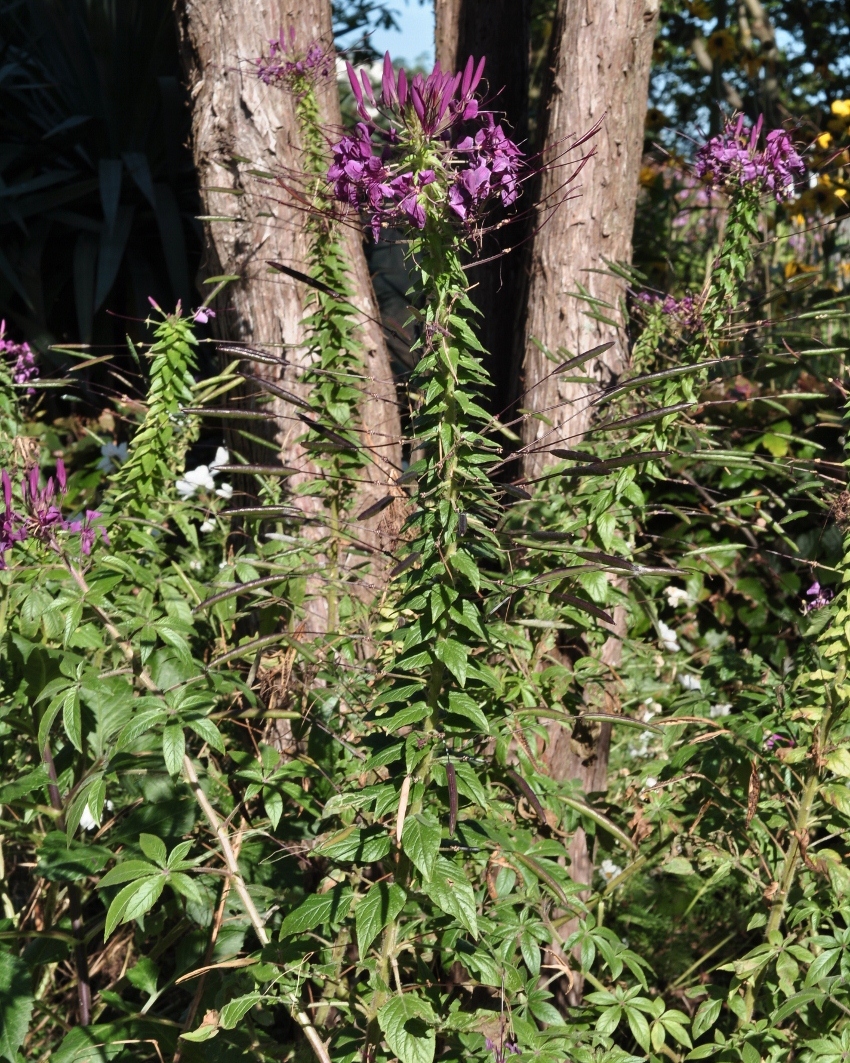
[433,638,468,686]
[429,857,478,937]
[692,997,721,1040]
[355,882,406,958]
[62,687,82,751]
[105,875,165,939]
[280,885,353,937]
[377,993,436,1063]
[402,813,441,883]
[98,860,159,889]
[139,834,167,867]
[219,993,261,1030]
[187,716,226,753]
[0,951,34,1063]
[163,724,185,776]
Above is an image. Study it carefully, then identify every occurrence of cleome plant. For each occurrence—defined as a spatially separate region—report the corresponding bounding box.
[1,35,850,1063]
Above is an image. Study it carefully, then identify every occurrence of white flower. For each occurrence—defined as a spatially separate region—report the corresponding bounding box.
[657,620,680,653]
[665,585,691,608]
[644,776,657,789]
[599,859,623,882]
[176,464,216,499]
[215,482,233,500]
[210,446,229,472]
[642,698,662,720]
[678,673,701,691]
[189,559,203,570]
[710,702,731,718]
[199,520,216,533]
[79,799,113,831]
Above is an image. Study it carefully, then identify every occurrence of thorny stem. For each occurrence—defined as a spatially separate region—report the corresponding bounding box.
[181,755,331,1063]
[42,742,91,1027]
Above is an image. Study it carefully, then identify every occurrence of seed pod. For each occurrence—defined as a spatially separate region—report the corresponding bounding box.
[390,552,420,578]
[458,512,468,535]
[357,495,394,521]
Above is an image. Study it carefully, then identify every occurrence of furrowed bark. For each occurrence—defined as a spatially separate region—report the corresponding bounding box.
[173,0,401,513]
[516,0,660,478]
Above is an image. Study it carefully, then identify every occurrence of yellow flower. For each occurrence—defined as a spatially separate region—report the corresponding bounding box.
[707,29,737,62]
[796,177,849,215]
[832,99,850,118]
[817,131,834,149]
[742,55,762,78]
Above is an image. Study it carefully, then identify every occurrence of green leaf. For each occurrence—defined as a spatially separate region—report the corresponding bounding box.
[429,857,478,937]
[355,882,406,958]
[315,826,391,864]
[64,686,84,750]
[402,813,442,883]
[692,997,721,1040]
[98,860,159,889]
[448,549,480,590]
[280,886,353,937]
[187,716,226,753]
[0,951,34,1063]
[104,876,165,939]
[163,724,185,777]
[219,993,262,1030]
[626,1005,651,1050]
[377,993,436,1063]
[446,692,489,733]
[139,834,167,867]
[433,638,468,686]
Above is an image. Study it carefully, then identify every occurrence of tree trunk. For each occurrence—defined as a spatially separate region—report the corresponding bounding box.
[173,0,401,497]
[516,0,660,479]
[434,0,530,415]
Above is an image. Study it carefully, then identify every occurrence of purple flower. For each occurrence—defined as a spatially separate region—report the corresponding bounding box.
[0,320,38,395]
[192,307,216,324]
[0,470,25,569]
[331,52,524,235]
[803,580,834,613]
[255,27,332,87]
[765,732,793,751]
[694,114,805,202]
[662,293,702,330]
[2,459,108,561]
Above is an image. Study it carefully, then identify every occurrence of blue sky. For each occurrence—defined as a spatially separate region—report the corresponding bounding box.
[369,2,435,67]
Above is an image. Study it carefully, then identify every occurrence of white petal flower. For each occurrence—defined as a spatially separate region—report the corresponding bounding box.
[176,464,215,498]
[210,446,229,472]
[710,702,732,718]
[600,859,623,882]
[199,519,216,533]
[678,673,701,691]
[79,806,97,831]
[657,620,680,653]
[664,585,691,608]
[644,776,658,789]
[215,482,233,500]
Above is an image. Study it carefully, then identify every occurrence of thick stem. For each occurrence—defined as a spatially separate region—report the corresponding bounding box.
[182,755,330,1063]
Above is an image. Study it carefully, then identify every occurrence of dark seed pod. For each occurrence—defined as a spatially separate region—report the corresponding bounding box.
[240,375,313,411]
[506,768,547,826]
[458,512,468,535]
[390,552,421,578]
[502,483,531,500]
[216,343,288,366]
[357,495,394,521]
[297,415,356,450]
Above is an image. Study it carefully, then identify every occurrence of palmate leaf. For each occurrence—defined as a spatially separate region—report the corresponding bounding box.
[104,875,165,939]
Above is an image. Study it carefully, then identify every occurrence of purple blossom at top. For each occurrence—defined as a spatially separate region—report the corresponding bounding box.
[192,306,216,325]
[330,52,524,238]
[694,114,805,202]
[803,580,834,612]
[637,291,702,329]
[0,459,108,565]
[255,27,332,87]
[0,320,38,395]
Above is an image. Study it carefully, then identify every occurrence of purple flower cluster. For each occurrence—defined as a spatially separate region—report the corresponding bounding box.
[255,27,332,87]
[803,580,834,612]
[638,291,702,329]
[694,114,805,202]
[329,52,524,238]
[0,459,108,568]
[0,320,38,395]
